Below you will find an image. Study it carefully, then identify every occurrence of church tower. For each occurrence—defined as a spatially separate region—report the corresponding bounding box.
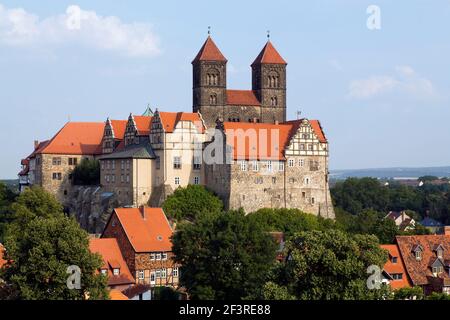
[192,36,227,127]
[251,40,287,123]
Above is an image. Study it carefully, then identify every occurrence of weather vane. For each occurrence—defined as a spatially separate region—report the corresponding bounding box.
[267,30,270,39]
[297,110,302,119]
[208,26,211,35]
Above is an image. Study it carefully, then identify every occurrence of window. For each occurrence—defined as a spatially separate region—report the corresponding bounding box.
[101,269,107,275]
[175,177,180,185]
[392,257,398,264]
[156,157,161,170]
[105,175,110,183]
[194,177,200,185]
[278,162,285,172]
[272,177,277,184]
[138,271,145,280]
[433,266,443,274]
[156,253,162,260]
[305,178,310,185]
[156,270,161,279]
[111,161,115,170]
[52,157,61,166]
[150,253,156,261]
[311,197,315,204]
[437,248,444,259]
[302,192,306,198]
[308,144,314,151]
[101,162,105,170]
[252,161,259,172]
[68,158,78,166]
[173,156,182,169]
[106,161,110,170]
[126,175,130,183]
[162,252,167,260]
[113,268,120,276]
[300,144,305,151]
[288,159,295,167]
[267,161,272,172]
[121,160,125,170]
[209,94,218,105]
[52,173,62,180]
[161,268,167,279]
[173,267,179,277]
[121,175,124,183]
[270,96,278,106]
[240,161,247,171]
[392,273,403,280]
[415,250,422,261]
[126,160,130,170]
[193,156,201,170]
[255,177,263,184]
[111,175,115,183]
[300,159,305,167]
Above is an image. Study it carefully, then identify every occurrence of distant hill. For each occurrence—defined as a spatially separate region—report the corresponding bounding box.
[330,166,450,180]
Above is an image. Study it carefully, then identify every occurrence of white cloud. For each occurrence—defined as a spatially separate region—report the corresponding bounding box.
[0,4,161,57]
[348,65,437,100]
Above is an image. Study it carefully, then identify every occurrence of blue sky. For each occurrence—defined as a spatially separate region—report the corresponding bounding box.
[0,1,449,178]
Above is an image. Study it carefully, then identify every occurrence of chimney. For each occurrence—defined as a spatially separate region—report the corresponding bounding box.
[139,205,146,220]
[34,140,39,149]
[253,118,257,123]
[444,226,450,236]
[274,120,279,125]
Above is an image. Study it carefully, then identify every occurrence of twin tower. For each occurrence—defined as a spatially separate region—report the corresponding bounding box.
[192,36,288,128]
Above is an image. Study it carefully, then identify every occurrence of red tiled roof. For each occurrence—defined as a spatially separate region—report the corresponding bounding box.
[110,120,127,140]
[223,119,327,160]
[227,90,261,106]
[380,244,412,289]
[109,289,129,300]
[396,235,450,286]
[252,41,287,66]
[158,112,205,133]
[113,207,173,253]
[38,122,105,155]
[133,116,153,136]
[89,238,135,287]
[192,36,227,63]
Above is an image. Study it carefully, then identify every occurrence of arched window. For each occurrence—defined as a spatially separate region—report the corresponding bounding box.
[206,68,220,86]
[271,96,278,106]
[209,94,217,105]
[267,71,280,88]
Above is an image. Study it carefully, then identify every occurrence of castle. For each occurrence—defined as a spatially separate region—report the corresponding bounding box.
[18,36,335,219]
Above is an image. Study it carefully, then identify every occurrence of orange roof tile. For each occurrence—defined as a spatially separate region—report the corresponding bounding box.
[89,238,135,287]
[380,244,412,289]
[227,90,261,106]
[133,116,152,136]
[223,119,327,160]
[39,122,105,155]
[192,36,227,63]
[113,207,173,253]
[252,41,287,66]
[396,235,450,286]
[109,289,129,300]
[158,112,205,133]
[0,244,6,269]
[110,120,127,140]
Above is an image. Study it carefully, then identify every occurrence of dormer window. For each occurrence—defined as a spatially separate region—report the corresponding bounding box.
[412,244,423,261]
[437,248,444,259]
[415,250,422,261]
[392,256,398,264]
[113,268,120,276]
[101,269,107,275]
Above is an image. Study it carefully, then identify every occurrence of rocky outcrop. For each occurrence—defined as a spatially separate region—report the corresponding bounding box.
[64,186,120,234]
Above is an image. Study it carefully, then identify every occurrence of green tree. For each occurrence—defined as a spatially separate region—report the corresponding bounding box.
[162,185,223,222]
[268,229,390,300]
[426,292,450,300]
[0,182,16,243]
[72,158,100,186]
[393,287,424,300]
[172,210,277,300]
[1,187,108,300]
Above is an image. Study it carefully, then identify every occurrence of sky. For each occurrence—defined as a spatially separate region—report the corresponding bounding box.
[0,0,449,178]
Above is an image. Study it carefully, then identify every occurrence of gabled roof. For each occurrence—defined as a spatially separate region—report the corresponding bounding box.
[37,122,105,155]
[112,207,173,253]
[380,244,412,289]
[192,36,227,63]
[396,235,450,286]
[89,238,134,287]
[227,90,261,106]
[252,41,287,66]
[109,289,129,300]
[133,116,153,136]
[223,119,328,160]
[157,112,205,133]
[110,120,127,140]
